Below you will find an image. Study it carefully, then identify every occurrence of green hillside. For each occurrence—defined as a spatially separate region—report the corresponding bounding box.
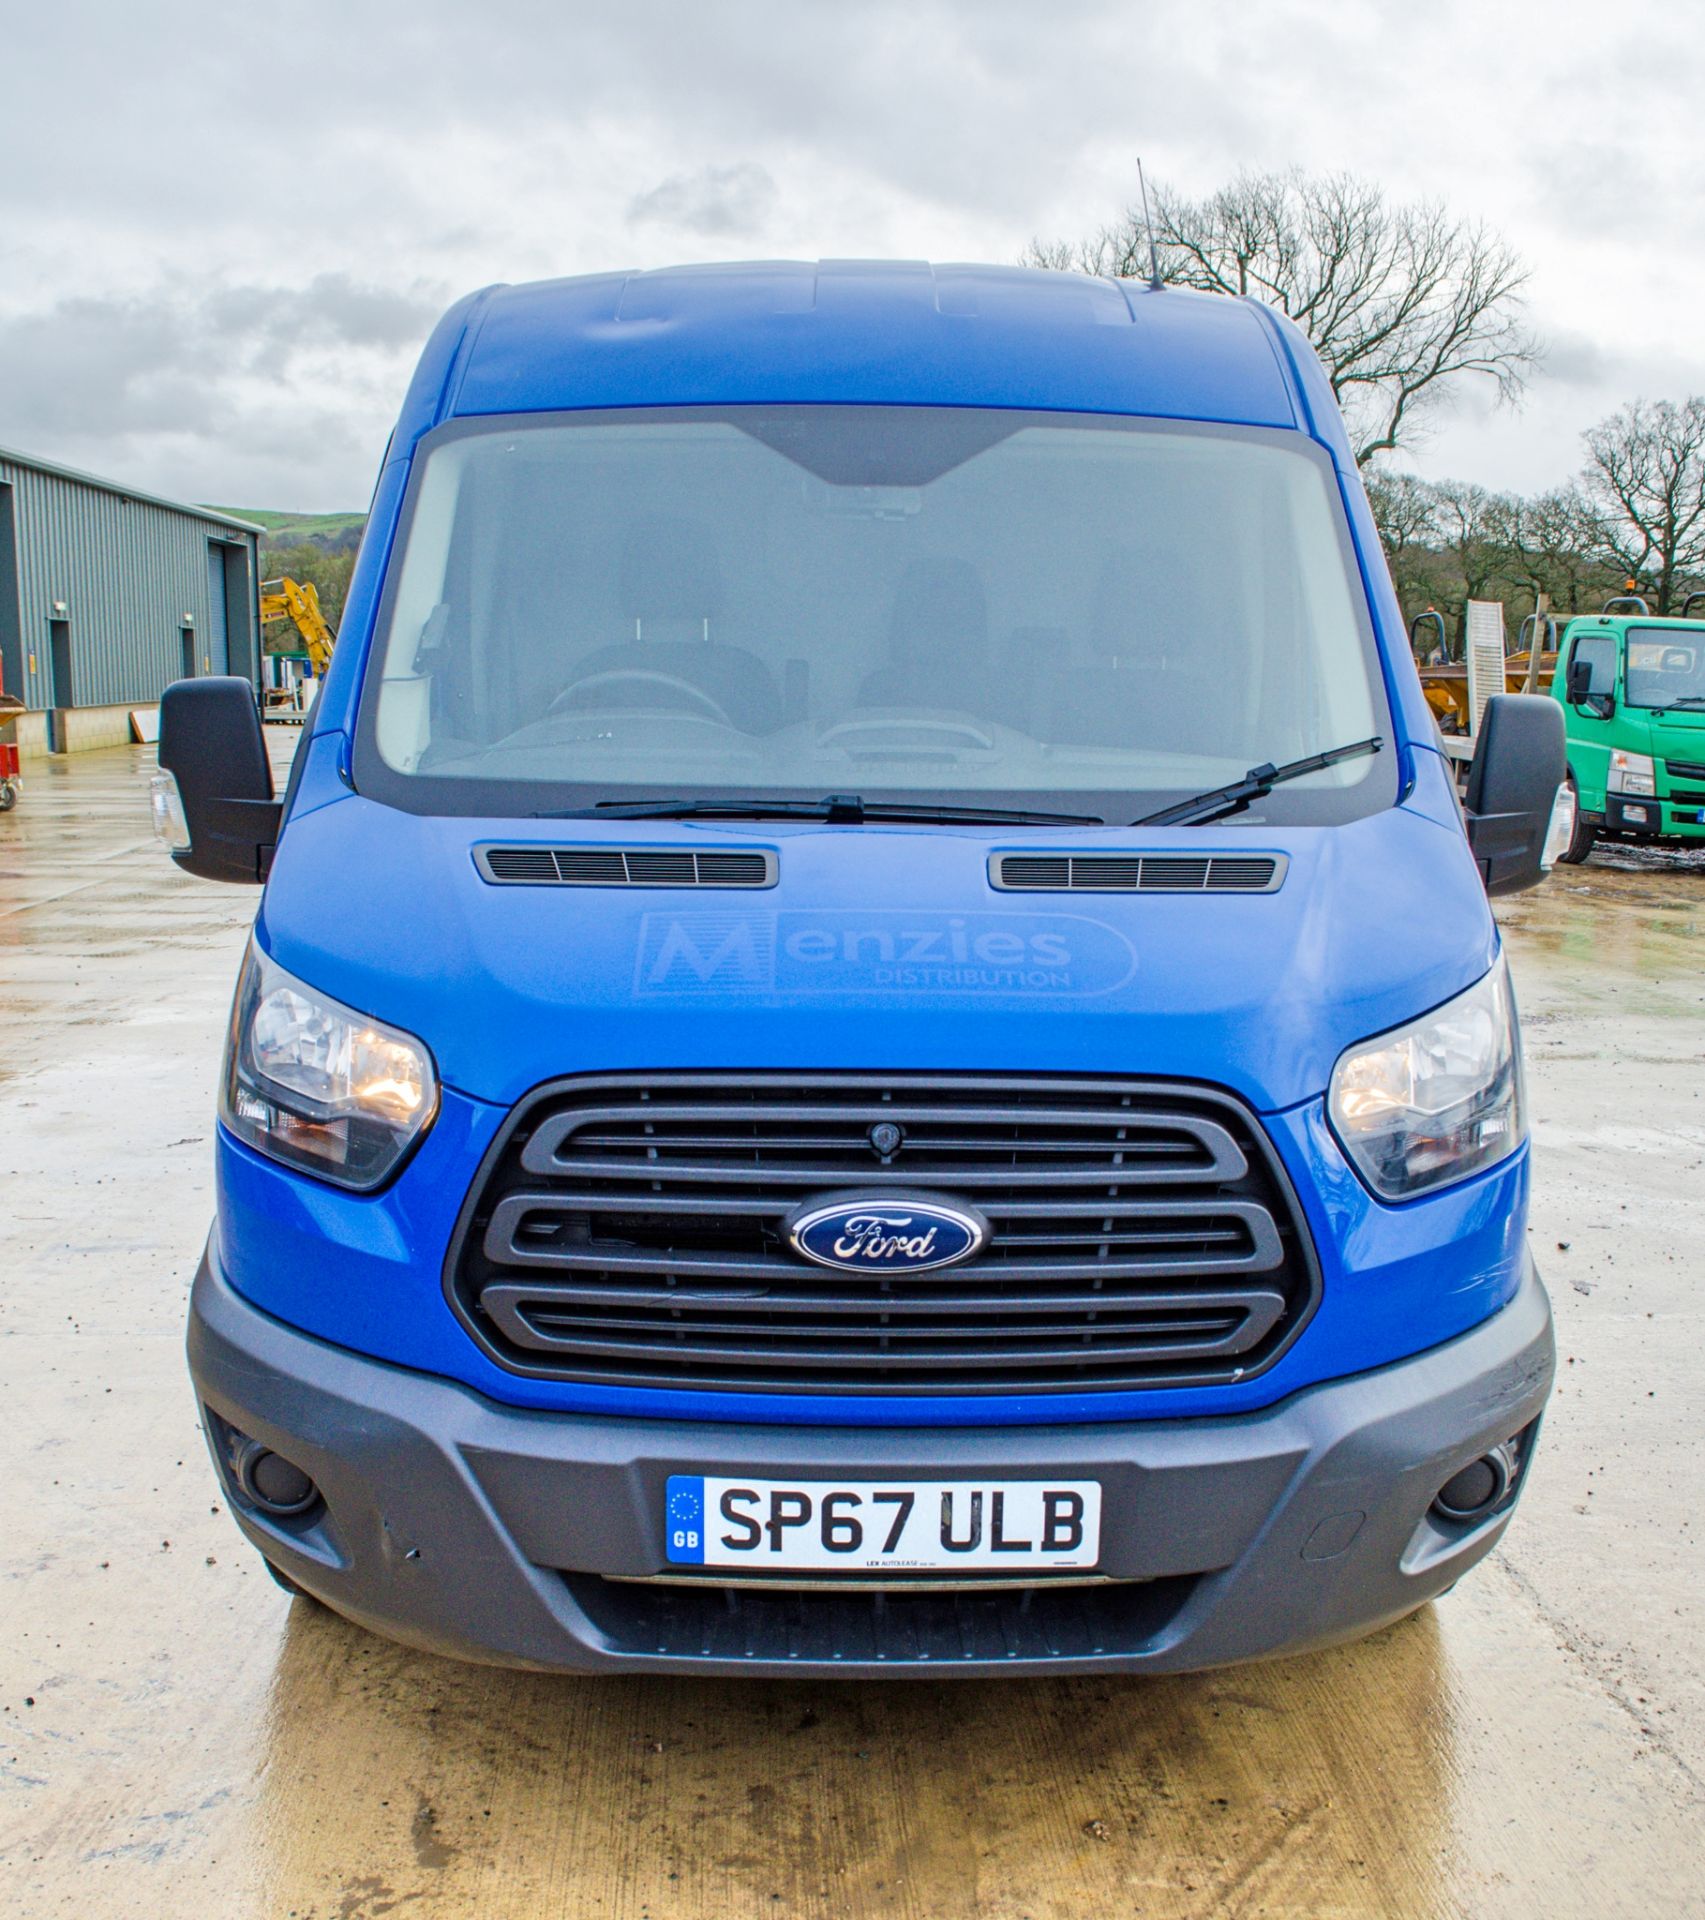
[210,507,367,550]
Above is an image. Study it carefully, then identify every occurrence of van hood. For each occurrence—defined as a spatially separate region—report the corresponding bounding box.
[259,756,1496,1115]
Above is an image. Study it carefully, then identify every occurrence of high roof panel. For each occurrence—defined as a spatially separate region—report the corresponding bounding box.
[448,262,1298,430]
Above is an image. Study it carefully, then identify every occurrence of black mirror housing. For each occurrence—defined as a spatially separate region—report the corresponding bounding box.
[1463,693,1565,897]
[1565,657,1592,702]
[157,678,281,884]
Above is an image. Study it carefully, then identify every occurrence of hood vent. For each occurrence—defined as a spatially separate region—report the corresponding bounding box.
[477,845,777,889]
[991,852,1286,894]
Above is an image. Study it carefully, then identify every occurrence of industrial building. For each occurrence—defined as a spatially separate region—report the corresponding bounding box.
[0,444,262,755]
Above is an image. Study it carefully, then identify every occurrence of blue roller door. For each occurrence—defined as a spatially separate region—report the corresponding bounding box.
[207,545,229,674]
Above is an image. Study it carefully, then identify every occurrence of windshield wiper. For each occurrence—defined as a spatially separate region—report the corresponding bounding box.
[1132,737,1384,828]
[535,794,1105,826]
[1654,695,1705,712]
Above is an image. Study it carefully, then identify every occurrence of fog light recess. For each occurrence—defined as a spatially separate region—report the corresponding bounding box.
[235,1439,321,1518]
[1431,1443,1516,1523]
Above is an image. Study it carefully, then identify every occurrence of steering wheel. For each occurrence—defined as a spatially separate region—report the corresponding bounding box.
[547,669,735,727]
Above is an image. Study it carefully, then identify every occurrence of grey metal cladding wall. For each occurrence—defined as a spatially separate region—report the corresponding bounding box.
[0,453,260,710]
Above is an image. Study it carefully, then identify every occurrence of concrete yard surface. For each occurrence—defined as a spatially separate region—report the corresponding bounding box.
[2,742,1703,1918]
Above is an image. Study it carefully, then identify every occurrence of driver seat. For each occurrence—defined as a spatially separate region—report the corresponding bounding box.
[562,518,783,733]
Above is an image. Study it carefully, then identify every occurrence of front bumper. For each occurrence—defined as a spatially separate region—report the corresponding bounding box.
[1603,792,1705,837]
[188,1250,1554,1676]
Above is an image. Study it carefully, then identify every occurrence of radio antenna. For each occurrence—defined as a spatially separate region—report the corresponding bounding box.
[1137,158,1163,289]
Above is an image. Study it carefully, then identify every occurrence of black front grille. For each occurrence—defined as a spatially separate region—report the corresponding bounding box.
[1666,758,1705,783]
[446,1074,1318,1395]
[562,1571,1199,1663]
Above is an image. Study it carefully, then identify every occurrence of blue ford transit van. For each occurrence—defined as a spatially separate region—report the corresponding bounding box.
[158,262,1567,1674]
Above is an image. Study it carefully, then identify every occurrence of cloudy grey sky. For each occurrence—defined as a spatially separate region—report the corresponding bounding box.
[1,0,1699,511]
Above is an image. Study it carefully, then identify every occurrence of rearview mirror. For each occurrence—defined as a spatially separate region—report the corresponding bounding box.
[1464,694,1566,896]
[155,678,281,884]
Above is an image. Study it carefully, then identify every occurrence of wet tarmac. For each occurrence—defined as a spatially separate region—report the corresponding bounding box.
[3,742,1703,1918]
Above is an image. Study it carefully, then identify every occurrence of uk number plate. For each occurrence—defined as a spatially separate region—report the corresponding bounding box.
[664,1476,1101,1572]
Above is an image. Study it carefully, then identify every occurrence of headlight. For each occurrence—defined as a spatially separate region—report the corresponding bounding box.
[1608,749,1655,796]
[1328,959,1525,1200]
[220,944,439,1190]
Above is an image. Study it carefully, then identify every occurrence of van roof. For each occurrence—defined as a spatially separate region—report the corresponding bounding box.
[441,261,1300,433]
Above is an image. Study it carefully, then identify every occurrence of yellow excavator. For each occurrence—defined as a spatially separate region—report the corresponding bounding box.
[259,576,336,720]
[260,576,336,674]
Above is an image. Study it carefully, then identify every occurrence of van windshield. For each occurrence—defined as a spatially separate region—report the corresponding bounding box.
[358,407,1391,824]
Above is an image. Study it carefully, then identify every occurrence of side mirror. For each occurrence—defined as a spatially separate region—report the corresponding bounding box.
[1565,638,1618,715]
[156,678,281,884]
[1464,694,1566,896]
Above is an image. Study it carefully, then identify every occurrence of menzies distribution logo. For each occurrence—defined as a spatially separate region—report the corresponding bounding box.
[634,909,1136,999]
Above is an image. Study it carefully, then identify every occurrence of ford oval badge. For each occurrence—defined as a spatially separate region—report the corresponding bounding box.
[785,1195,988,1274]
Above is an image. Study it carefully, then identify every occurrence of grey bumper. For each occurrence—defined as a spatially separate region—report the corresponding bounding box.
[188,1251,1554,1676]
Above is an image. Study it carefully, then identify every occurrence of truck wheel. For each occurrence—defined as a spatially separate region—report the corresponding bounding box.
[1555,778,1597,864]
[0,780,16,813]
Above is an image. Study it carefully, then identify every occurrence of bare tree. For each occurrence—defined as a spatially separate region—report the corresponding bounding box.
[1507,485,1615,622]
[1365,472,1627,648]
[1364,470,1442,622]
[1581,399,1705,615]
[1026,170,1540,466]
[1364,470,1439,554]
[1429,481,1521,615]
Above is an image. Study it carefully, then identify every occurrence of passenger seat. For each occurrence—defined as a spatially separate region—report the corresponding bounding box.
[1043,549,1232,751]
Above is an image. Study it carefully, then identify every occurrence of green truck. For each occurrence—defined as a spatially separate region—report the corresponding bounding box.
[1551,610,1705,862]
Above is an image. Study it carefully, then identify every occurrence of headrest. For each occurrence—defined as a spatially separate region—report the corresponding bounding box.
[620,518,725,623]
[1092,546,1167,631]
[888,558,987,655]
